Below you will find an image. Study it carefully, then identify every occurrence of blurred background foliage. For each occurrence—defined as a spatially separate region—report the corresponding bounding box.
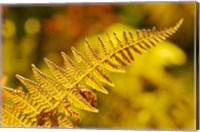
[1,2,196,130]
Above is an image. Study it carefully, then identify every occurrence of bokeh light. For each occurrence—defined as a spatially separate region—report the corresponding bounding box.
[2,19,16,38]
[24,17,41,35]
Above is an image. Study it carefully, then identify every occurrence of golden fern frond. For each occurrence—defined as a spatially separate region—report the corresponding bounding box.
[98,35,126,73]
[61,52,109,94]
[2,105,37,127]
[15,74,54,112]
[44,58,76,88]
[35,19,183,113]
[84,73,108,94]
[97,35,108,57]
[106,32,117,52]
[85,38,100,63]
[72,47,114,87]
[66,88,98,113]
[61,52,84,79]
[3,87,39,115]
[31,64,65,100]
[55,18,183,115]
[3,19,183,128]
[61,19,183,90]
[31,62,98,112]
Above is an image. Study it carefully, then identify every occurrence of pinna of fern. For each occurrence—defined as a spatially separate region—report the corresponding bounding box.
[2,18,183,128]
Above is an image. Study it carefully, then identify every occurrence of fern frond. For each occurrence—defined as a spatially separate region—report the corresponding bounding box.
[56,18,183,114]
[61,52,84,79]
[71,46,91,68]
[2,105,37,127]
[31,64,65,100]
[52,18,183,111]
[15,74,54,112]
[66,88,98,113]
[85,38,100,63]
[72,46,114,86]
[102,59,126,73]
[123,31,134,60]
[106,32,117,52]
[44,58,75,88]
[3,87,39,115]
[92,67,114,86]
[97,35,108,57]
[61,52,108,94]
[97,34,126,73]
[84,74,108,94]
[3,19,183,128]
[31,64,97,112]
